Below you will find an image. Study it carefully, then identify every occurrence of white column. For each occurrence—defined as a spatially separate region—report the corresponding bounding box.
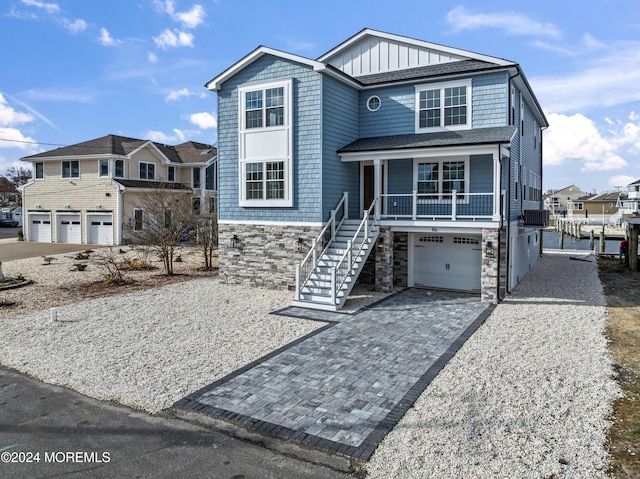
[374,159,382,220]
[492,150,502,221]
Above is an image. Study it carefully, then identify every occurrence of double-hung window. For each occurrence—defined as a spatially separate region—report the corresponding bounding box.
[99,159,109,177]
[115,160,124,178]
[35,162,44,179]
[139,162,155,180]
[238,79,292,206]
[416,79,471,132]
[62,160,79,178]
[415,157,468,200]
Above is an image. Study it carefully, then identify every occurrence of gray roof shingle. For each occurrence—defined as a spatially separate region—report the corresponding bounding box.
[23,134,216,164]
[338,126,517,153]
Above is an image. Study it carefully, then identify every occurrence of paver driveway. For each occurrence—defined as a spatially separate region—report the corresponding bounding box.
[177,288,493,460]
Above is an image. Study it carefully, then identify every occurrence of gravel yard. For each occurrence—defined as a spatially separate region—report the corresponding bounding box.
[0,248,622,478]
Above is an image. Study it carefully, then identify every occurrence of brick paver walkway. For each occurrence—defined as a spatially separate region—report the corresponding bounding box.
[176,289,493,460]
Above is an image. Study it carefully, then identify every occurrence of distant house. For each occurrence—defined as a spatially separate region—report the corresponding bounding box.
[0,176,18,206]
[20,135,217,244]
[207,28,548,309]
[544,185,589,217]
[618,179,640,220]
[567,191,626,222]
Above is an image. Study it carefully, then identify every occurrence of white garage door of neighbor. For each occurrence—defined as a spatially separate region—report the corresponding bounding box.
[88,215,114,245]
[414,234,482,291]
[29,214,52,242]
[57,214,82,244]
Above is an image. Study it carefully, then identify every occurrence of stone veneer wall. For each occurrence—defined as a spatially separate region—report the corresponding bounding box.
[218,223,322,289]
[375,227,394,292]
[498,226,508,299]
[481,227,501,303]
[392,232,408,287]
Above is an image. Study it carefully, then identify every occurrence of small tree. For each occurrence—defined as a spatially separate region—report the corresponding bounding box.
[196,212,218,270]
[4,166,32,187]
[130,186,195,275]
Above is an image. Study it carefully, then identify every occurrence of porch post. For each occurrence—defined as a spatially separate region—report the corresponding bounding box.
[374,159,382,220]
[492,151,502,221]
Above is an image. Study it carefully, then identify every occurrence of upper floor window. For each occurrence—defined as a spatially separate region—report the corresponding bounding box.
[416,79,471,132]
[238,79,292,207]
[244,86,284,129]
[167,165,175,182]
[205,162,217,191]
[35,162,44,179]
[192,167,201,188]
[99,159,109,177]
[115,160,124,178]
[139,162,155,180]
[62,160,79,178]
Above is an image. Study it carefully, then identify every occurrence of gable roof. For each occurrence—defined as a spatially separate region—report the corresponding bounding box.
[0,176,16,193]
[21,134,216,164]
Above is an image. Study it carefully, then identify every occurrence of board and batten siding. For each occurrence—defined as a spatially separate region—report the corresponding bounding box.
[322,75,360,220]
[216,54,323,223]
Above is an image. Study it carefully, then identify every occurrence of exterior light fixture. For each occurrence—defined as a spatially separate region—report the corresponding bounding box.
[231,234,241,250]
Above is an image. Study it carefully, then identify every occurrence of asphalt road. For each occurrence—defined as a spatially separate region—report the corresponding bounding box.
[0,240,99,261]
[0,227,19,240]
[0,366,353,479]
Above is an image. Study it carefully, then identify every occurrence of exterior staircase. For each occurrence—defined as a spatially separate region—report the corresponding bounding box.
[294,194,379,311]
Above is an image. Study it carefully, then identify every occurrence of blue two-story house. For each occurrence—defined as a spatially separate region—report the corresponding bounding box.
[208,28,548,310]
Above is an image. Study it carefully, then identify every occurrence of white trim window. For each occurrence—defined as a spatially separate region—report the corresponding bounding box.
[99,159,109,177]
[415,79,471,132]
[62,160,80,178]
[115,159,125,178]
[139,162,155,180]
[35,162,44,179]
[238,79,292,206]
[133,209,143,231]
[414,157,469,200]
[167,165,175,182]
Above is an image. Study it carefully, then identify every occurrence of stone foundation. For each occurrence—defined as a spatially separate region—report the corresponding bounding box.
[392,232,408,287]
[374,227,394,292]
[218,223,322,289]
[481,227,501,303]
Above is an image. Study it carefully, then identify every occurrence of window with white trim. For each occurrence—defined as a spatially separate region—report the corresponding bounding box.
[35,162,44,179]
[115,160,124,178]
[416,79,471,132]
[62,160,79,178]
[167,165,175,182]
[139,162,155,180]
[99,159,109,177]
[133,209,143,231]
[238,79,292,206]
[414,157,469,200]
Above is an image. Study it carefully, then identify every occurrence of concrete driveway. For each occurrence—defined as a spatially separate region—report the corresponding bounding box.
[0,239,103,261]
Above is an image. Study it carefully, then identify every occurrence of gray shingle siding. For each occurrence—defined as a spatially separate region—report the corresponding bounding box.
[217,55,323,222]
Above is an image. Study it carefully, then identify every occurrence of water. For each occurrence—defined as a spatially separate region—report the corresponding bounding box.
[542,230,620,253]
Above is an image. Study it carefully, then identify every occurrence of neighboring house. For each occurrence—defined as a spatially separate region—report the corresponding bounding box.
[20,134,217,245]
[0,176,18,206]
[618,179,640,221]
[543,185,589,217]
[207,28,548,309]
[567,192,626,222]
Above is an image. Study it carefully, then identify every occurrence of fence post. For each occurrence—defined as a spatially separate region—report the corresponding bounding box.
[344,191,349,220]
[330,209,336,241]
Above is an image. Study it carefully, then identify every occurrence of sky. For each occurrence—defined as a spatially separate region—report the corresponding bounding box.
[0,0,639,194]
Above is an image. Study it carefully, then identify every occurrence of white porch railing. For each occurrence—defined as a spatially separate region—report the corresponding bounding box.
[295,192,349,301]
[330,197,377,305]
[379,191,495,221]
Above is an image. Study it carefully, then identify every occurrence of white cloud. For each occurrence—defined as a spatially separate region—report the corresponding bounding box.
[148,52,159,64]
[0,93,34,126]
[64,18,87,34]
[166,88,191,101]
[144,128,196,144]
[21,0,59,14]
[0,128,37,150]
[608,175,636,189]
[446,7,561,38]
[544,113,628,172]
[189,112,216,129]
[154,1,206,28]
[99,28,121,46]
[153,29,194,49]
[531,40,640,113]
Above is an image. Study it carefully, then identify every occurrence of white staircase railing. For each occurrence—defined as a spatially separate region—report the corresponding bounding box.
[330,197,377,305]
[295,192,348,301]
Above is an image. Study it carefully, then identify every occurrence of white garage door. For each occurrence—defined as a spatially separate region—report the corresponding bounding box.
[57,214,82,244]
[29,214,52,242]
[87,214,114,245]
[414,234,482,291]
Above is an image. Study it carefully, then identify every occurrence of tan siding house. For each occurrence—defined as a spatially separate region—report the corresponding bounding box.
[20,134,217,245]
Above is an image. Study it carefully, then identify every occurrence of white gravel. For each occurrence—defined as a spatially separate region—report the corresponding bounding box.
[366,251,621,479]
[0,250,621,478]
